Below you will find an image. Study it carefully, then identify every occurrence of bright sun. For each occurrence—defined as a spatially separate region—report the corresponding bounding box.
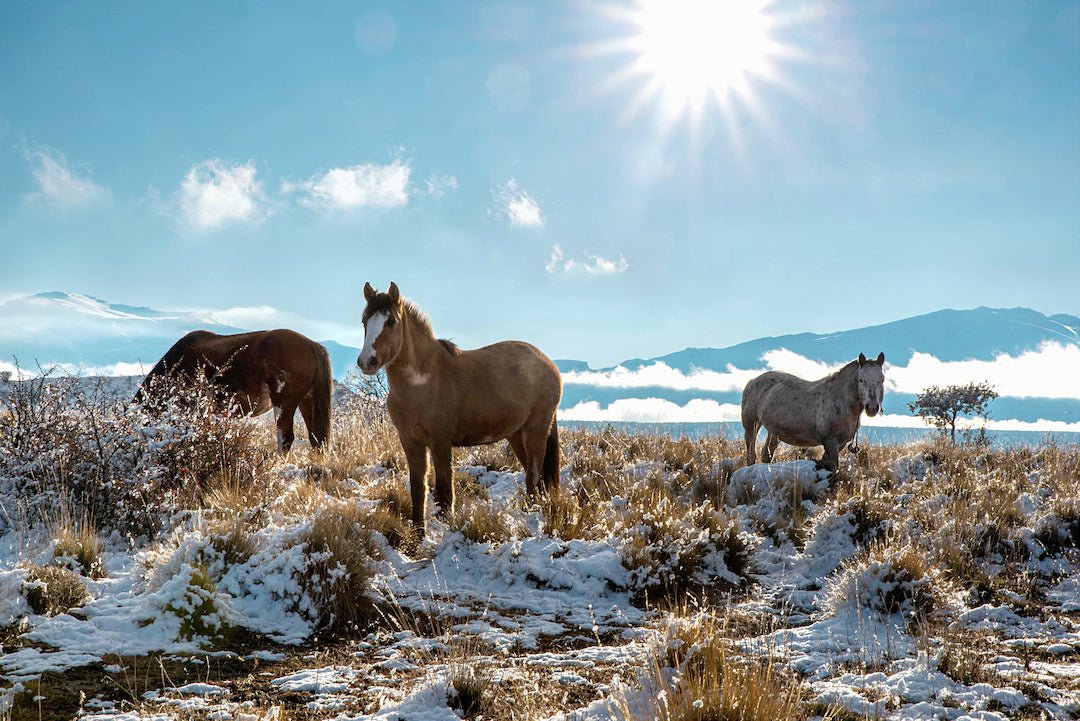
[600,0,792,131]
[635,0,769,102]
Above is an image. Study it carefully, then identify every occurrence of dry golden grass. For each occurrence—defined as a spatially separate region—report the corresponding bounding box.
[23,564,89,616]
[49,507,105,579]
[538,488,607,541]
[301,502,380,628]
[620,610,817,721]
[206,515,257,568]
[449,499,519,544]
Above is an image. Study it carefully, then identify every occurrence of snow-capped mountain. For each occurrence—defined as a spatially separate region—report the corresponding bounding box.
[0,292,362,379]
[570,307,1080,373]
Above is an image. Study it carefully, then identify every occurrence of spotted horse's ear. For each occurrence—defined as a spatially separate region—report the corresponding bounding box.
[876,352,885,365]
[858,353,867,366]
[363,282,377,302]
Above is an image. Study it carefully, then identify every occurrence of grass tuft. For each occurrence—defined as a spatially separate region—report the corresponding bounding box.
[23,564,90,616]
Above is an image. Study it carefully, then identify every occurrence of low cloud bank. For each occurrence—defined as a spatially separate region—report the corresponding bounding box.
[564,343,1080,401]
[558,398,1080,433]
[0,360,150,381]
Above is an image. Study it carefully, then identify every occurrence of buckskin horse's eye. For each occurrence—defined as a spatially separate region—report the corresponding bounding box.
[386,316,396,327]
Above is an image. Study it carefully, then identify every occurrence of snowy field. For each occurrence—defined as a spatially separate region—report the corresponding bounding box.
[0,376,1078,720]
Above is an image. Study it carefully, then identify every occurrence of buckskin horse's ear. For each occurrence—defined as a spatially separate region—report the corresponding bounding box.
[363,282,376,302]
[876,352,885,365]
[388,281,401,305]
[858,353,867,366]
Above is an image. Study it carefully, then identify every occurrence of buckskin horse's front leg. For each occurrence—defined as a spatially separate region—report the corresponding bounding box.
[431,442,455,519]
[400,436,430,537]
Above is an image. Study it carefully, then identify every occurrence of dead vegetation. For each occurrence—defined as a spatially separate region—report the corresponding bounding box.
[1,377,1078,720]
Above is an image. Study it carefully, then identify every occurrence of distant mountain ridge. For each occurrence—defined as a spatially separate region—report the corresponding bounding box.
[2,293,1077,425]
[564,306,1079,374]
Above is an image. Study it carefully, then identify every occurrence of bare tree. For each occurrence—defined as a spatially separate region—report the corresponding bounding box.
[908,381,998,443]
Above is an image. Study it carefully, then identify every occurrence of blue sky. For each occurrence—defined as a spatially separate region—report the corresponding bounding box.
[1,0,1077,366]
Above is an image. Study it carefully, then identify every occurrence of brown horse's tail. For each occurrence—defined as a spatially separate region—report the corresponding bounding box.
[310,343,333,449]
[542,419,560,492]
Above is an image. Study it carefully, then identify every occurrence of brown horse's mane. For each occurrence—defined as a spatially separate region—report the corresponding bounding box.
[366,296,462,357]
[401,300,462,356]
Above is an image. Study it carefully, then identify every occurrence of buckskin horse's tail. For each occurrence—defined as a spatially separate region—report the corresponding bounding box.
[310,342,333,449]
[542,419,560,492]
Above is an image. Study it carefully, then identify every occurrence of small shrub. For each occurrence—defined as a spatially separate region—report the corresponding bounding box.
[464,441,517,472]
[826,543,946,628]
[23,565,90,616]
[300,504,379,628]
[207,517,257,568]
[448,665,494,717]
[618,489,750,605]
[360,505,418,552]
[164,564,223,641]
[373,479,413,521]
[51,511,105,579]
[1034,491,1080,555]
[454,469,490,502]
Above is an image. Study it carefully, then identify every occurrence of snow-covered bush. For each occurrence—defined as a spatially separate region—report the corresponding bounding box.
[299,503,380,628]
[0,373,269,537]
[159,563,225,641]
[728,460,832,546]
[802,494,895,577]
[1033,489,1080,556]
[617,489,751,604]
[826,543,947,627]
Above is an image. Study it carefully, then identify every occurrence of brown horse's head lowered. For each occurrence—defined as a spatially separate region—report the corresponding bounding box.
[358,281,403,375]
[137,328,333,453]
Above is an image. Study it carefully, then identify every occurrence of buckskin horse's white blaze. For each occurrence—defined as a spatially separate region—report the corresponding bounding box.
[359,312,387,370]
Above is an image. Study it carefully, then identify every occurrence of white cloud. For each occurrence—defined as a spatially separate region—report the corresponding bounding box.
[424,174,458,198]
[0,358,150,380]
[22,147,108,209]
[564,343,1080,401]
[210,305,363,347]
[493,179,543,228]
[175,159,267,231]
[283,160,411,210]
[886,342,1080,399]
[546,245,629,275]
[558,398,1080,432]
[560,398,743,424]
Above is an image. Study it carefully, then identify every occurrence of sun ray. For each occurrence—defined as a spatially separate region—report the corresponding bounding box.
[583,0,814,156]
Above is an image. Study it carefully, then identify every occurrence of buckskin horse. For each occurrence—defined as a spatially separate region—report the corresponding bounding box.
[136,329,332,452]
[358,281,561,538]
[741,352,886,472]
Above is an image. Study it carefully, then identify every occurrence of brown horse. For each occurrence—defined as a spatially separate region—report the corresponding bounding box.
[358,282,561,537]
[136,329,332,452]
[741,352,885,472]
